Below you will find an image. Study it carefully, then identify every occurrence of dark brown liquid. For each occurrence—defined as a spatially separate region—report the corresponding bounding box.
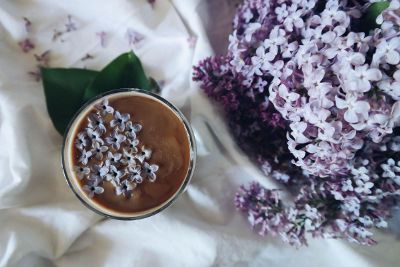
[72,94,191,214]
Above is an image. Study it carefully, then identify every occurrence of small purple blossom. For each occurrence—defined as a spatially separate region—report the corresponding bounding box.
[18,39,35,53]
[96,31,107,48]
[65,15,77,32]
[81,53,94,61]
[23,17,32,33]
[34,50,51,67]
[126,28,145,46]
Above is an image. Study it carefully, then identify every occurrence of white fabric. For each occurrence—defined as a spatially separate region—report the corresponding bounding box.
[0,0,399,266]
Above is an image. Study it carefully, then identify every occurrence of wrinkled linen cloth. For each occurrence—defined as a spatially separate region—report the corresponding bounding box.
[0,0,399,266]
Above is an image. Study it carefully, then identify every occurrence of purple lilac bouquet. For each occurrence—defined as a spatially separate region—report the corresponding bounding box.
[193,0,400,246]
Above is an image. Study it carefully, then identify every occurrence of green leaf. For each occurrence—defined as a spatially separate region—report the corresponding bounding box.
[362,1,389,31]
[83,51,152,102]
[149,77,161,94]
[42,68,99,134]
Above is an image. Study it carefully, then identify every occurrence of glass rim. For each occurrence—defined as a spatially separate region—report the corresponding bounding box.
[61,88,196,220]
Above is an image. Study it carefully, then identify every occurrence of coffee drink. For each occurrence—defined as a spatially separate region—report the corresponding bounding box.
[62,89,195,219]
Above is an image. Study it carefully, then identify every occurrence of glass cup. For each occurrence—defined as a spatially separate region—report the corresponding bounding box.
[61,88,196,220]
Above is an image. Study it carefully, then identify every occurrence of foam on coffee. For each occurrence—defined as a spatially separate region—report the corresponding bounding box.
[62,90,194,218]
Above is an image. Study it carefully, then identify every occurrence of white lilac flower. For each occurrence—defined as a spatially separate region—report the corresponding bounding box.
[349,225,373,239]
[91,141,108,160]
[110,111,130,131]
[106,151,122,165]
[79,149,92,165]
[105,165,124,183]
[74,166,90,180]
[89,163,109,182]
[289,122,309,144]
[381,159,400,179]
[86,128,103,144]
[349,65,382,92]
[83,181,104,198]
[354,179,374,194]
[135,146,152,163]
[95,98,114,115]
[88,113,106,134]
[320,0,347,26]
[127,166,143,183]
[375,37,400,65]
[389,136,400,151]
[277,84,299,103]
[275,3,288,21]
[255,78,269,93]
[271,170,290,183]
[114,179,136,197]
[75,132,88,150]
[351,166,369,182]
[120,149,136,166]
[342,179,354,192]
[342,197,361,216]
[335,95,370,124]
[143,162,159,182]
[125,121,142,139]
[251,46,274,76]
[244,22,261,42]
[106,130,126,150]
[283,6,304,32]
[263,26,286,56]
[126,138,139,153]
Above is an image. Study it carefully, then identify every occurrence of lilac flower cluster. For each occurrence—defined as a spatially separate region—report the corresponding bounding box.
[194,0,400,246]
[74,98,159,199]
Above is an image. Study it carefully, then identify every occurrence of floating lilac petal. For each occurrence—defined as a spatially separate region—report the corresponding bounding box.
[91,141,108,160]
[110,111,130,131]
[74,166,90,180]
[88,113,106,134]
[75,132,88,150]
[126,121,142,139]
[135,145,152,163]
[18,39,35,53]
[95,99,114,116]
[83,181,104,198]
[128,165,143,183]
[106,130,126,150]
[143,162,159,182]
[126,28,145,46]
[114,179,135,197]
[96,31,107,48]
[120,149,136,165]
[79,149,92,165]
